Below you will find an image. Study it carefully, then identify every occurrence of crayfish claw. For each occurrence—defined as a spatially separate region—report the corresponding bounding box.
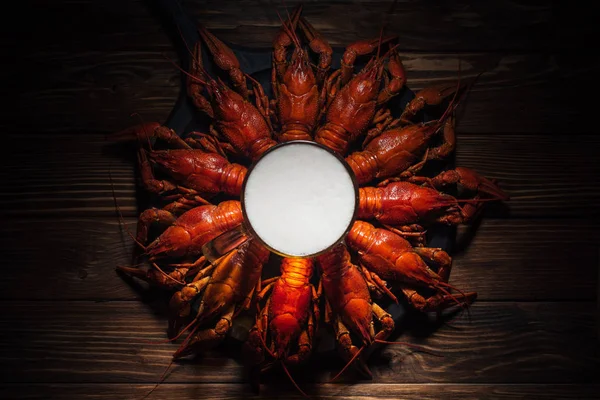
[433,167,510,201]
[197,23,248,99]
[298,15,333,82]
[107,122,161,144]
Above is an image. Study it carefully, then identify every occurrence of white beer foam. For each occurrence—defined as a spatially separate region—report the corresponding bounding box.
[243,142,356,257]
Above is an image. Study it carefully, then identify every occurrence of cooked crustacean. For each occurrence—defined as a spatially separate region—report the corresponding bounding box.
[113,5,510,396]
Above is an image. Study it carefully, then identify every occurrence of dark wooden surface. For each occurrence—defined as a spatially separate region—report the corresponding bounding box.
[2,0,599,399]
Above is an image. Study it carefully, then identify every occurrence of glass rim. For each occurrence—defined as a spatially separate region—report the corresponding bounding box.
[240,140,359,258]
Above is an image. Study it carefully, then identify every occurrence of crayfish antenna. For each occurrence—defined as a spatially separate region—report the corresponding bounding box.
[330,345,365,382]
[151,262,186,286]
[435,282,473,320]
[108,168,146,252]
[135,310,203,346]
[281,361,309,398]
[278,0,303,49]
[455,197,506,204]
[162,53,209,86]
[174,21,217,85]
[379,43,402,65]
[175,23,196,63]
[435,65,462,130]
[437,60,485,130]
[163,303,217,346]
[141,358,176,400]
[141,323,200,399]
[128,112,155,150]
[375,25,384,63]
[275,8,302,50]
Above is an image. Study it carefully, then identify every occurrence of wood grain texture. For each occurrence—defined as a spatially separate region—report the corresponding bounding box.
[2,1,598,398]
[0,301,598,384]
[5,0,578,51]
[5,0,598,134]
[0,218,597,301]
[10,51,598,134]
[3,134,599,218]
[2,383,600,400]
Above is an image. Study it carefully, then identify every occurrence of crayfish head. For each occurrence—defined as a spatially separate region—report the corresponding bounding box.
[209,79,244,120]
[146,226,192,260]
[347,64,380,103]
[148,150,195,179]
[284,47,316,95]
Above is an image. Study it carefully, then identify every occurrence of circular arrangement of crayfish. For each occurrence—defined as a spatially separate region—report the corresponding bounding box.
[112,5,509,394]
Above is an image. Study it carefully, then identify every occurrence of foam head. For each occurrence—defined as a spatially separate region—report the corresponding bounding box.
[242,141,357,257]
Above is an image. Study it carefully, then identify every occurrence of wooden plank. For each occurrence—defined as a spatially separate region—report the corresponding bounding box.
[8,50,598,134]
[454,135,600,218]
[0,218,596,301]
[1,135,138,216]
[0,301,598,384]
[7,0,588,52]
[2,383,600,399]
[0,219,138,300]
[453,220,599,301]
[2,134,599,218]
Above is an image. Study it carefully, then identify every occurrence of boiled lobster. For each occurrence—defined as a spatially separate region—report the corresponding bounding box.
[111,5,512,394]
[347,112,457,186]
[317,243,394,378]
[117,200,243,288]
[314,39,405,155]
[168,238,270,353]
[243,257,319,395]
[357,176,507,237]
[347,220,477,313]
[271,6,327,142]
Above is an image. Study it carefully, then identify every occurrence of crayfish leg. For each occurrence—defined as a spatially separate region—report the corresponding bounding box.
[412,247,453,282]
[115,265,184,290]
[360,264,398,303]
[172,306,235,359]
[371,302,395,342]
[401,287,477,313]
[168,276,211,338]
[162,194,212,216]
[134,207,177,263]
[333,317,372,379]
[426,114,456,161]
[376,50,407,106]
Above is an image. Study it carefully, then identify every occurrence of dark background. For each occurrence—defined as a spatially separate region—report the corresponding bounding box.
[1,0,599,399]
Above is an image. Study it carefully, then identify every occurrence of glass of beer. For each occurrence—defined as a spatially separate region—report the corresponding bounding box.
[202,140,358,261]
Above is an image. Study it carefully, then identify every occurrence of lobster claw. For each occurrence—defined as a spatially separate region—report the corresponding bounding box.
[107,122,192,150]
[432,167,510,201]
[298,14,333,82]
[399,82,466,124]
[107,122,161,143]
[197,23,248,99]
[272,4,303,77]
[340,35,398,85]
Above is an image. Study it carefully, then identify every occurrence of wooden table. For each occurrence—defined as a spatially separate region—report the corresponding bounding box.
[2,1,599,398]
